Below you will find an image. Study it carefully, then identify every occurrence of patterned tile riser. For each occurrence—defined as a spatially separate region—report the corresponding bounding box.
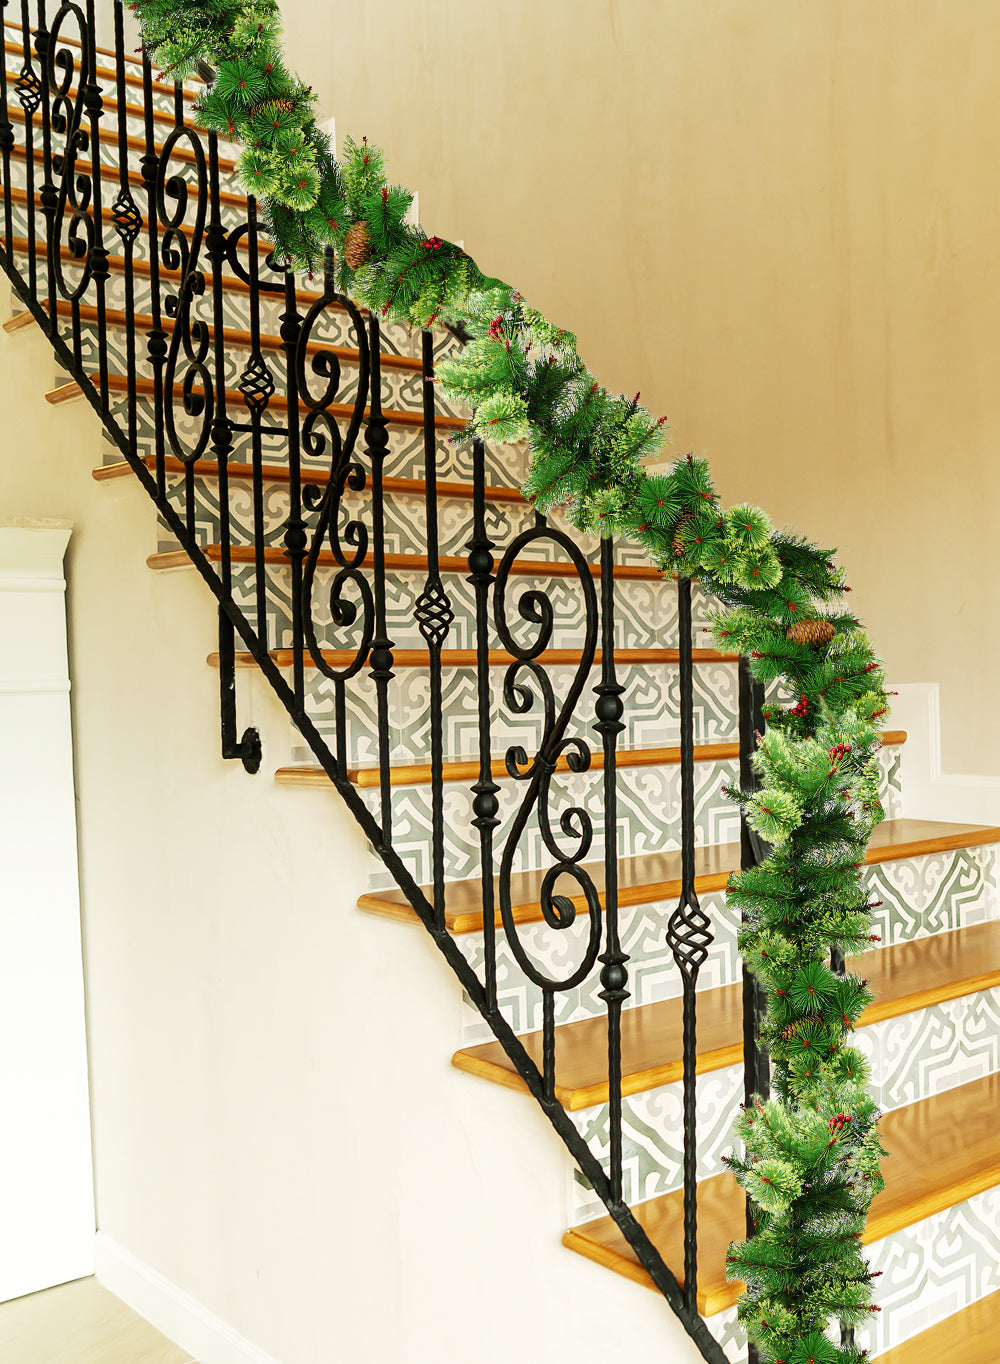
[566,986,1000,1221]
[299,657,738,771]
[708,1185,1000,1363]
[358,746,902,888]
[453,845,997,1041]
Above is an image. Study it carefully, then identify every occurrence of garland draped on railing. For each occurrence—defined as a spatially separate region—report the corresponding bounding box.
[129,2,889,1358]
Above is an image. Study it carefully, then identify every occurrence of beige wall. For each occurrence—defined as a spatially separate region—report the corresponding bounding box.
[275,0,1000,774]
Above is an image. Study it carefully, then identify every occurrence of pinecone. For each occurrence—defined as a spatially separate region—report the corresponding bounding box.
[247,97,296,125]
[671,512,694,558]
[786,619,836,648]
[344,220,372,270]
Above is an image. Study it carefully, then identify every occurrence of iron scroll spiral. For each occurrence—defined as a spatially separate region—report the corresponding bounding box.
[495,523,604,993]
[158,125,213,464]
[298,286,374,682]
[47,3,94,304]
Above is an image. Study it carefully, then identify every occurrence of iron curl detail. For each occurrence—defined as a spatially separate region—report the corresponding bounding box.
[47,3,94,304]
[157,125,213,462]
[495,525,603,992]
[299,287,374,682]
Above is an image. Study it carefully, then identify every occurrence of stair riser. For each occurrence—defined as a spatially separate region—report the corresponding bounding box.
[567,984,1000,1220]
[361,745,901,887]
[303,657,741,770]
[709,1184,1000,1362]
[454,840,990,1037]
[223,560,699,656]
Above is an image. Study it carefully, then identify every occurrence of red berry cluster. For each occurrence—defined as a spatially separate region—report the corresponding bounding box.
[791,694,809,717]
[828,1112,852,1135]
[488,315,504,341]
[828,741,853,766]
[420,236,443,251]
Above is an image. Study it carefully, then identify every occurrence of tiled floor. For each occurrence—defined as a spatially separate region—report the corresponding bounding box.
[0,1277,197,1364]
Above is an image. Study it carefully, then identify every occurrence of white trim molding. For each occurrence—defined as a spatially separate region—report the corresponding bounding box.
[95,1234,286,1364]
[892,682,1000,824]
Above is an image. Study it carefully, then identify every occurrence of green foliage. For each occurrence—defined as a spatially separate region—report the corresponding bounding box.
[131,3,893,1358]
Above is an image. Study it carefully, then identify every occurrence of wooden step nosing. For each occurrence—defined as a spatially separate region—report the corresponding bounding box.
[453,923,1000,1109]
[49,372,467,432]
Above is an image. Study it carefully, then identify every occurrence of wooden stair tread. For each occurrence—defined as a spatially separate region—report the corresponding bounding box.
[562,1071,1000,1314]
[358,819,1000,934]
[15,301,423,370]
[150,543,676,581]
[452,920,1000,1108]
[284,730,906,790]
[94,454,523,502]
[48,372,465,432]
[874,1289,1000,1362]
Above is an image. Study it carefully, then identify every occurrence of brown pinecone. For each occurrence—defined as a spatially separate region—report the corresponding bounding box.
[786,619,836,648]
[344,220,372,270]
[247,97,296,124]
[671,513,694,558]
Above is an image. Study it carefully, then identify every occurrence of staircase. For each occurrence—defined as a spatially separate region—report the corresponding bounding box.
[2,6,999,1361]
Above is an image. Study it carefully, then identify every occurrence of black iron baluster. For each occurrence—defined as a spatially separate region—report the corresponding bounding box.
[15,0,42,300]
[466,435,499,1009]
[140,47,166,497]
[81,0,108,412]
[595,534,628,1202]
[217,603,262,774]
[240,196,275,652]
[35,0,57,329]
[281,244,315,715]
[0,0,16,257]
[108,0,141,449]
[364,311,394,836]
[667,576,714,1316]
[738,654,769,1364]
[413,330,454,928]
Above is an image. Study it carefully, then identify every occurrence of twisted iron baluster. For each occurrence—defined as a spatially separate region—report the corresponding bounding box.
[80,0,107,409]
[35,0,58,329]
[140,48,166,496]
[364,312,394,837]
[468,435,499,1010]
[667,575,714,1315]
[739,653,769,1364]
[595,535,628,1202]
[0,0,17,257]
[15,0,42,299]
[414,331,454,928]
[280,247,310,712]
[239,197,276,649]
[109,0,141,449]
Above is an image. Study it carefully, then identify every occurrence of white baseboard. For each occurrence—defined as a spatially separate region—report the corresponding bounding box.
[892,682,1000,824]
[94,1233,284,1364]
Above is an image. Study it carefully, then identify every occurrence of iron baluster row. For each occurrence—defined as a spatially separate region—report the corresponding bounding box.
[0,10,749,1351]
[0,0,16,255]
[14,0,40,300]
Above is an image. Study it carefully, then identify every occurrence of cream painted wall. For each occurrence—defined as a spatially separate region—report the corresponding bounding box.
[0,291,703,1360]
[264,0,1000,775]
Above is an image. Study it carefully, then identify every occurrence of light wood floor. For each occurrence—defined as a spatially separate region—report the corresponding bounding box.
[0,1277,197,1364]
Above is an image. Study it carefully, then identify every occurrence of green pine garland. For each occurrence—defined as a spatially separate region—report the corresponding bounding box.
[132,1,890,1357]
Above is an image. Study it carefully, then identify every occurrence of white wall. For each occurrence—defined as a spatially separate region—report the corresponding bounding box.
[0,289,702,1362]
[0,522,95,1302]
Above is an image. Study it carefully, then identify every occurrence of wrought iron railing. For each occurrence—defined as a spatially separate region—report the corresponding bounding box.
[0,4,769,1359]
